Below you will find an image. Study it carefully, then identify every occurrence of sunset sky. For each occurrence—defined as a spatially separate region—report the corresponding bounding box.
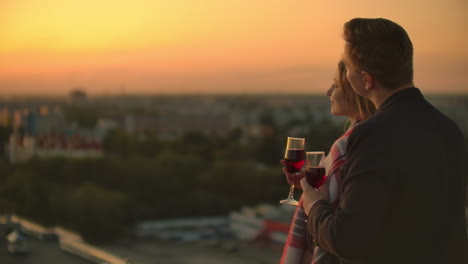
[0,0,467,95]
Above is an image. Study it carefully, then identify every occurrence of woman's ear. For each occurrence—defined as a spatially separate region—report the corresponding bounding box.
[361,71,374,90]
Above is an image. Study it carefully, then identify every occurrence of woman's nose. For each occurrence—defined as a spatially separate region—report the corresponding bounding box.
[327,84,335,96]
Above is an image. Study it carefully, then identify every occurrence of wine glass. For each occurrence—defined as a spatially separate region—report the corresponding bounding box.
[280,137,305,205]
[305,151,326,189]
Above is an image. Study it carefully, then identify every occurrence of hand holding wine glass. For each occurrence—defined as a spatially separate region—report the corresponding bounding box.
[280,137,305,205]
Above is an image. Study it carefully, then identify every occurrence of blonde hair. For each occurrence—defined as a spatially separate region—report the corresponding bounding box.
[337,60,376,122]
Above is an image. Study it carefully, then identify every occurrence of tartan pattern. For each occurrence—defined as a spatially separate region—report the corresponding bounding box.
[280,198,310,264]
[281,123,358,264]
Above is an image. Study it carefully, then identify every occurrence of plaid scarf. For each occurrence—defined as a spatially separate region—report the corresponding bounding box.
[280,123,358,264]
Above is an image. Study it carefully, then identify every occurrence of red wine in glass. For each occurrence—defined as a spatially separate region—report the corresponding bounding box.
[280,137,305,205]
[306,166,326,188]
[305,151,326,189]
[285,149,305,173]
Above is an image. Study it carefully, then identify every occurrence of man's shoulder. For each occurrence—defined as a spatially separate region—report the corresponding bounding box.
[349,116,384,138]
[419,98,464,139]
[350,98,464,144]
[345,118,385,151]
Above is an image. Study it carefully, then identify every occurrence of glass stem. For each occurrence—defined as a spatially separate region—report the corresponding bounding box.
[288,185,295,199]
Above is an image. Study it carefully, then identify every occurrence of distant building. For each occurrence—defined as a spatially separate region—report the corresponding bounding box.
[124,114,159,134]
[6,133,35,164]
[0,105,66,136]
[69,89,88,104]
[156,114,230,139]
[25,106,65,135]
[95,118,119,139]
[6,132,103,164]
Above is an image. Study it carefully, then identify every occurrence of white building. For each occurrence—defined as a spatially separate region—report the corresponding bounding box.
[6,133,35,164]
[6,132,103,164]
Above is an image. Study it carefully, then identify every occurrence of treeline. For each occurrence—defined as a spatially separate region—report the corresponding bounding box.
[0,116,351,242]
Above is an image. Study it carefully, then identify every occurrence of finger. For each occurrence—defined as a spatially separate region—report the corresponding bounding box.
[300,177,311,191]
[282,167,289,174]
[280,160,286,166]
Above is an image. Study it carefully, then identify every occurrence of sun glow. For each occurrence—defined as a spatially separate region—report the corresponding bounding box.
[0,0,466,95]
[0,1,194,53]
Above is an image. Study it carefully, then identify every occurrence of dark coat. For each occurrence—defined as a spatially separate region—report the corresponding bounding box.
[307,88,467,264]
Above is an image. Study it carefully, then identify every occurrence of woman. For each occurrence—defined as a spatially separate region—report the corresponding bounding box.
[281,60,376,264]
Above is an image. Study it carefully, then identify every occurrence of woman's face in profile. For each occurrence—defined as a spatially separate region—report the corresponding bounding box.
[327,69,354,118]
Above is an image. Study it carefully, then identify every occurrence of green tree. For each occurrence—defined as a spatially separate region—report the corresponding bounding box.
[0,126,12,158]
[102,129,137,157]
[64,183,129,242]
[1,168,54,225]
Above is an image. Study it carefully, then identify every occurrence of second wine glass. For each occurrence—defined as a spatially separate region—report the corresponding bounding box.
[305,151,326,189]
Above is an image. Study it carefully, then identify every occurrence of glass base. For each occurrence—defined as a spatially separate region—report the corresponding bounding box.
[280,198,299,205]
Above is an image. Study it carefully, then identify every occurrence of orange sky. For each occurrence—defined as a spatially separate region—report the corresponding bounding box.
[0,0,467,95]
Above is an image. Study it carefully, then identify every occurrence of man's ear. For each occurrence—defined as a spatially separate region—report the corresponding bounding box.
[361,71,374,91]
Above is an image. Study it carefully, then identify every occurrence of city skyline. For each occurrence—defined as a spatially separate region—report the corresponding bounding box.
[0,0,467,95]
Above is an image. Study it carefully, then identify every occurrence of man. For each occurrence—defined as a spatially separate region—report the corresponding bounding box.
[300,18,467,264]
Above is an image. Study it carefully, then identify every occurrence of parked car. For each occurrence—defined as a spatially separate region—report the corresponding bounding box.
[6,230,29,255]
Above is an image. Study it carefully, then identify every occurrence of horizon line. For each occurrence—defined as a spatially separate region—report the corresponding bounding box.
[0,91,467,99]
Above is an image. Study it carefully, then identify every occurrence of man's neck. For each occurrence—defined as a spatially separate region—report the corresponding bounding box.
[371,83,414,109]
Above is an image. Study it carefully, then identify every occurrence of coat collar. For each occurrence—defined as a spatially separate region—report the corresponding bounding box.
[377,87,423,113]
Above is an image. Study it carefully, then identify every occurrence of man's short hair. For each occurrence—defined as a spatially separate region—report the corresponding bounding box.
[343,18,414,90]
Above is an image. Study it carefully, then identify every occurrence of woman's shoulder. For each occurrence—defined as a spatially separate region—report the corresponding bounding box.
[331,128,354,155]
[339,121,361,139]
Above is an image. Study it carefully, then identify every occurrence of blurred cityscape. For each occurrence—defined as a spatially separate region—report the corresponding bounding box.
[0,90,467,263]
[2,90,467,164]
[1,90,350,163]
